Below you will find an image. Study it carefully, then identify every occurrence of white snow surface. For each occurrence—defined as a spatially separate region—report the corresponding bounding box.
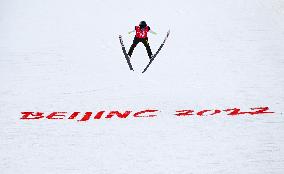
[1,0,284,173]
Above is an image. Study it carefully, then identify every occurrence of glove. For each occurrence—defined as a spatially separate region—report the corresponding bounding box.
[150,31,157,35]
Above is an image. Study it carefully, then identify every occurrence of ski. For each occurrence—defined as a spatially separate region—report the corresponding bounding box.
[119,35,134,71]
[142,30,170,73]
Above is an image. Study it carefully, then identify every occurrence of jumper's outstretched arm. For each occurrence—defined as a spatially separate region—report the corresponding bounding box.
[128,30,135,34]
[149,30,157,35]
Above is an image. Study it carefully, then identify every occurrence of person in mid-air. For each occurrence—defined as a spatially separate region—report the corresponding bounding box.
[128,21,157,59]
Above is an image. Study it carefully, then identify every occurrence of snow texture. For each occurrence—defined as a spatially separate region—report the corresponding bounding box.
[1,0,284,173]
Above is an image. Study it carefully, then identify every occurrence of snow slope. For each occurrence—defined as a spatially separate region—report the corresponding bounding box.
[1,0,284,173]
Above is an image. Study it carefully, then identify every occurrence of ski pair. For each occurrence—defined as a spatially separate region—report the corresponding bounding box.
[119,30,170,73]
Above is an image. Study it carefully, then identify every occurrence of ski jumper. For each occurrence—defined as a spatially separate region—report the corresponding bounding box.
[128,26,153,59]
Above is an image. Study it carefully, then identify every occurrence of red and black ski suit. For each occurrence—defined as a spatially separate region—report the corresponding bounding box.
[128,26,152,59]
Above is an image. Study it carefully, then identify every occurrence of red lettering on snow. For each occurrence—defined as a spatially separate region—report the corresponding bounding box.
[78,111,106,121]
[20,112,44,119]
[133,109,158,117]
[196,110,211,116]
[209,109,222,115]
[94,111,105,119]
[224,107,274,116]
[175,110,194,117]
[68,112,80,119]
[105,111,132,119]
[248,107,274,115]
[20,107,275,121]
[46,112,67,119]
